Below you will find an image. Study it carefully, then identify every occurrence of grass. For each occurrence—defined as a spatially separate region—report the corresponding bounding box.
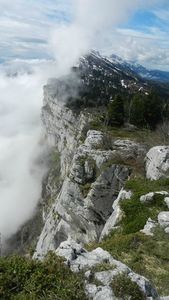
[91,262,115,273]
[122,177,169,234]
[79,182,92,198]
[0,253,87,300]
[88,229,169,295]
[125,177,169,195]
[121,193,168,234]
[111,273,146,300]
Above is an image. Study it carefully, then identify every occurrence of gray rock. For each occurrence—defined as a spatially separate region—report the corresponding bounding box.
[140,191,168,204]
[164,197,169,209]
[140,192,155,204]
[128,273,159,299]
[95,269,128,285]
[113,139,146,160]
[85,284,115,300]
[86,165,130,220]
[158,212,169,228]
[140,218,157,236]
[34,163,130,259]
[146,146,169,180]
[55,239,159,299]
[164,227,169,234]
[84,130,109,150]
[100,189,132,240]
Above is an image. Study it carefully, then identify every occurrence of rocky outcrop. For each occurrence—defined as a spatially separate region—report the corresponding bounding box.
[42,82,89,177]
[158,212,169,228]
[55,239,159,300]
[164,197,169,209]
[140,191,169,204]
[33,81,149,259]
[34,159,130,259]
[100,189,132,241]
[140,191,169,236]
[146,146,169,180]
[140,218,158,236]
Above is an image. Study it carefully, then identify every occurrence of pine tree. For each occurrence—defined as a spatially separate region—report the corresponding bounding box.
[107,95,124,127]
[130,94,145,128]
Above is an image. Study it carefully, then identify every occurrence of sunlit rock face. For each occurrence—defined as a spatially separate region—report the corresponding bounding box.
[33,71,150,259]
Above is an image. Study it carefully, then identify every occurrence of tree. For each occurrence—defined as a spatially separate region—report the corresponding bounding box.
[107,94,124,127]
[144,92,162,129]
[130,91,163,129]
[130,94,145,128]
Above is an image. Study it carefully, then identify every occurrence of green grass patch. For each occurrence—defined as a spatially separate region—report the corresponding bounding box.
[121,177,169,234]
[111,273,146,300]
[0,253,86,300]
[88,229,169,295]
[87,176,169,295]
[91,262,115,273]
[121,193,168,234]
[125,177,169,195]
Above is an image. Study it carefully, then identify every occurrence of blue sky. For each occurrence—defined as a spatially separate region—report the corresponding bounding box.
[0,0,169,70]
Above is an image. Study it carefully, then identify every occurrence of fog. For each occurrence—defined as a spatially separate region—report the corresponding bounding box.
[0,62,53,241]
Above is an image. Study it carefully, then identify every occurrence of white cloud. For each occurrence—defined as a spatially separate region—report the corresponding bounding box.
[0,0,168,70]
[0,62,54,241]
[102,27,169,71]
[49,0,169,73]
[0,0,72,59]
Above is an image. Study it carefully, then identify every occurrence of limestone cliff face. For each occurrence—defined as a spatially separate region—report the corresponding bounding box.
[42,82,89,177]
[34,81,146,259]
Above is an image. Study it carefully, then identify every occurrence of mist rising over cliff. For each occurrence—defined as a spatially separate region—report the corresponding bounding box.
[0,63,49,240]
[0,0,165,243]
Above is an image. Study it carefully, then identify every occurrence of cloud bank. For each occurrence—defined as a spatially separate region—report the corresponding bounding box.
[0,63,52,241]
[0,0,168,70]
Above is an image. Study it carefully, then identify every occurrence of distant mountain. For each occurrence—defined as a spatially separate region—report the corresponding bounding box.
[109,54,169,83]
[47,51,169,112]
[48,51,152,110]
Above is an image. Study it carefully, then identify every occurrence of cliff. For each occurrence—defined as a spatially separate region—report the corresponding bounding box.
[3,53,169,299]
[30,76,164,299]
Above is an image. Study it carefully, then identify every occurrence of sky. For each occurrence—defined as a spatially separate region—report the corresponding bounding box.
[0,0,169,70]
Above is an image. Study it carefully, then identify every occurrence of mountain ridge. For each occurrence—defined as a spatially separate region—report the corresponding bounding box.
[109,53,169,83]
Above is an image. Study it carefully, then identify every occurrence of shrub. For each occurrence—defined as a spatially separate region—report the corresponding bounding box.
[0,253,86,300]
[111,273,146,300]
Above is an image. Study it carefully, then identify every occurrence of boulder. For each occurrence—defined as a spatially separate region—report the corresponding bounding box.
[85,284,115,300]
[145,146,169,180]
[164,197,169,209]
[140,218,157,236]
[164,227,169,234]
[158,212,169,228]
[140,192,155,204]
[84,130,109,150]
[140,191,168,204]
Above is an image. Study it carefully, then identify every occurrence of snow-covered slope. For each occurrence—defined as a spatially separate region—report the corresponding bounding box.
[109,53,169,83]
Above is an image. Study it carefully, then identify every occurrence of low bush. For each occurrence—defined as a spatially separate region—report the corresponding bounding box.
[111,273,146,300]
[0,253,86,300]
